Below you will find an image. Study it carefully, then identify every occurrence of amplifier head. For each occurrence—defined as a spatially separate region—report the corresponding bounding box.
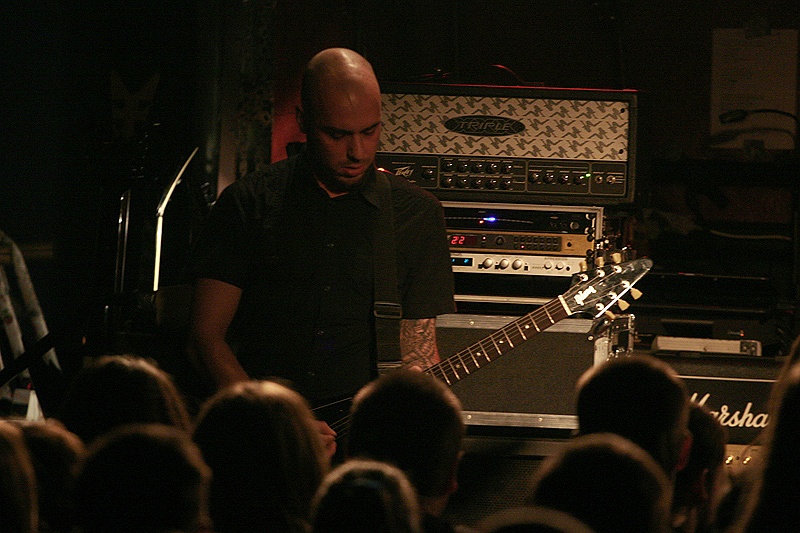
[376,83,637,206]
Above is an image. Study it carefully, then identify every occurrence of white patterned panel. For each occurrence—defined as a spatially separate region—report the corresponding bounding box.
[380,93,630,161]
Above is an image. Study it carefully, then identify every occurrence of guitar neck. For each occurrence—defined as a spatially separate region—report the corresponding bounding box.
[426,296,571,386]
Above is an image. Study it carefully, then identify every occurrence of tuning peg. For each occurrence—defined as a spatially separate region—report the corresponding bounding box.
[617,299,630,311]
[596,256,605,267]
[604,310,617,320]
[579,260,588,272]
[611,252,622,264]
[630,288,642,300]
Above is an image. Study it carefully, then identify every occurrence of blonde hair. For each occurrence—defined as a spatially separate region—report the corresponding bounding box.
[312,458,421,533]
[193,380,330,532]
[0,420,38,532]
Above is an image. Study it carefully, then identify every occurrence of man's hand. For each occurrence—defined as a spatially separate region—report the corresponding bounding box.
[315,420,338,459]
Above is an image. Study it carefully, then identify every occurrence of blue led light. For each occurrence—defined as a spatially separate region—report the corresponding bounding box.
[483,216,497,223]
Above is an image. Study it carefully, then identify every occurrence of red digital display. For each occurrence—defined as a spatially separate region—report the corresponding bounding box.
[449,234,479,247]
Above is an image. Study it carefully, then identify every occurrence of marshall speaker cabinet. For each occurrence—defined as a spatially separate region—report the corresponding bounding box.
[436,312,781,446]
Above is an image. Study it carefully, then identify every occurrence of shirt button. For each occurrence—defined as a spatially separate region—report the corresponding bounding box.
[323,286,331,292]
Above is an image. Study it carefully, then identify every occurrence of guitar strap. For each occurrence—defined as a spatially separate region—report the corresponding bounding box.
[372,171,403,365]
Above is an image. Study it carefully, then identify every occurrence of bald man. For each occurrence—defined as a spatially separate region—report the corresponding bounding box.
[188,48,455,441]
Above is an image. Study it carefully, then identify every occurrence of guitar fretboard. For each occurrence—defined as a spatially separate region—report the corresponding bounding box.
[426,297,570,386]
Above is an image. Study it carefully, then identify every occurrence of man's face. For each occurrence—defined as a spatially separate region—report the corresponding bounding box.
[300,78,382,194]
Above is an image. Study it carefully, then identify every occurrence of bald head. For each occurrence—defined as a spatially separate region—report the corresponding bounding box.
[297,48,383,195]
[301,48,380,120]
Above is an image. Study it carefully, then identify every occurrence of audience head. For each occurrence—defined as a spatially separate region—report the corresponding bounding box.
[12,419,86,533]
[576,355,691,476]
[767,332,800,416]
[0,420,38,533]
[193,379,330,532]
[731,360,800,532]
[478,506,596,533]
[671,403,729,533]
[311,458,421,533]
[346,370,465,515]
[74,423,210,533]
[57,354,192,444]
[526,432,673,533]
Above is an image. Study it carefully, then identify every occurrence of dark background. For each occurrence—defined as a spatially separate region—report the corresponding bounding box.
[2,0,800,368]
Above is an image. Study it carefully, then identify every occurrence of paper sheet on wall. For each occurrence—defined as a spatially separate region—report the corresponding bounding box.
[710,28,798,151]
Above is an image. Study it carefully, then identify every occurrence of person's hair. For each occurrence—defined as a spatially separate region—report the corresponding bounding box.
[74,423,211,533]
[346,370,465,499]
[192,379,329,532]
[0,420,38,533]
[576,355,690,475]
[730,361,800,532]
[478,506,596,533]
[311,458,421,533]
[672,402,728,510]
[56,354,192,444]
[767,332,800,416]
[12,419,86,533]
[526,432,672,533]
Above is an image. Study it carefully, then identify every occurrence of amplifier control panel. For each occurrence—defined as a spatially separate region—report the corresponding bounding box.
[377,154,628,200]
[451,252,586,276]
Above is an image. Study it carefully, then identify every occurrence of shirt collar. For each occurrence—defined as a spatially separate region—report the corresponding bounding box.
[358,168,381,208]
[295,147,382,208]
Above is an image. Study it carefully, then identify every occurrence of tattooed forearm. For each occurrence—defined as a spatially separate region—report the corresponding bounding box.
[400,318,440,371]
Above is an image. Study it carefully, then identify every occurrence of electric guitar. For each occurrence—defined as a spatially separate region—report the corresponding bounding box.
[326,257,653,438]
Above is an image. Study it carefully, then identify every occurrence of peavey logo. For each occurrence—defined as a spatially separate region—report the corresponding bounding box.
[692,392,770,429]
[393,166,414,178]
[444,115,525,137]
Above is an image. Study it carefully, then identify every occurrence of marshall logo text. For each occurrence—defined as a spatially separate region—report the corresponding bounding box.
[691,392,770,429]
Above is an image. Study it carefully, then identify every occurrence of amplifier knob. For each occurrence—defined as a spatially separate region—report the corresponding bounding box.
[487,162,500,174]
[544,260,553,270]
[472,162,485,173]
[544,172,556,184]
[512,259,523,270]
[502,163,513,174]
[455,177,469,188]
[499,259,510,269]
[486,178,499,189]
[481,258,494,269]
[471,177,485,188]
[555,262,565,270]
[500,178,513,190]
[440,177,454,188]
[559,173,570,184]
[423,168,436,179]
[442,161,454,172]
[573,174,586,185]
[457,161,470,172]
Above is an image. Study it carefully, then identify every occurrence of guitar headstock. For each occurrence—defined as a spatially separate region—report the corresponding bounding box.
[564,258,652,317]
